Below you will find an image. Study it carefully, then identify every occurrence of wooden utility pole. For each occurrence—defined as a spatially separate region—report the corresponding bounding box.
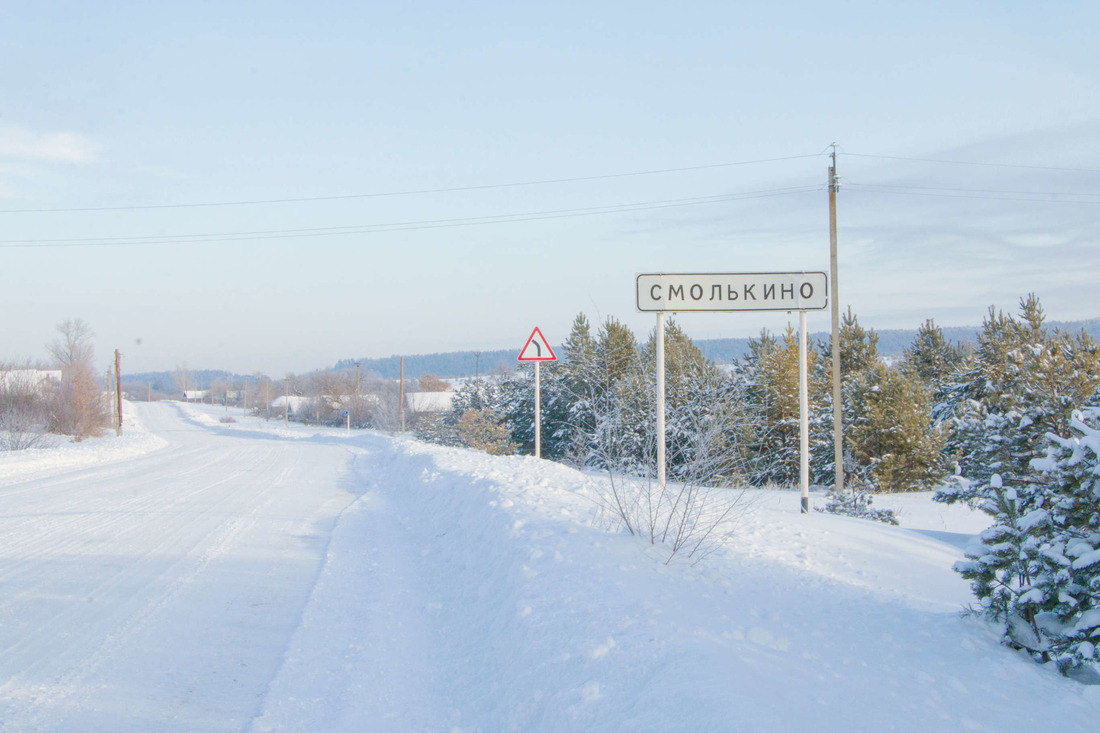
[114,349,122,437]
[399,357,406,432]
[107,367,114,428]
[829,144,843,494]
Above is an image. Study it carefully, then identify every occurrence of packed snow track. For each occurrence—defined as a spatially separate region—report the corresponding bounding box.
[0,402,357,731]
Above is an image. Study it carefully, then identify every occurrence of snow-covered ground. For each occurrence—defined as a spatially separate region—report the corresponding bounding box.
[1,402,1097,732]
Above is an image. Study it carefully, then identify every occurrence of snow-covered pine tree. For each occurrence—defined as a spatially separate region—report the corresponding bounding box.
[556,313,600,466]
[741,328,802,486]
[830,308,884,489]
[641,320,748,483]
[1025,406,1100,671]
[588,317,644,473]
[849,363,948,492]
[740,324,834,488]
[936,295,1100,669]
[942,295,1100,490]
[493,360,569,458]
[903,318,969,425]
[416,375,515,453]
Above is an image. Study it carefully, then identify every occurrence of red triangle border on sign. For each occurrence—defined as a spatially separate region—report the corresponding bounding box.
[517,327,557,361]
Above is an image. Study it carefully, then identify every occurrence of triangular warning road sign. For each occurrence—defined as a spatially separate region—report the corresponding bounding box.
[518,327,557,361]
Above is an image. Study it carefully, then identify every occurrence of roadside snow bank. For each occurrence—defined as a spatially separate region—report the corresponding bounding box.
[252,435,1100,733]
[0,400,167,483]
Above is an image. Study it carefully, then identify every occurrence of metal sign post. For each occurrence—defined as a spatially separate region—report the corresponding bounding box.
[636,272,828,511]
[518,327,557,459]
[799,310,810,513]
[656,312,666,488]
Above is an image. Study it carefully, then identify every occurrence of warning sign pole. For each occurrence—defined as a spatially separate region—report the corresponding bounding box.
[534,361,542,459]
[518,327,557,460]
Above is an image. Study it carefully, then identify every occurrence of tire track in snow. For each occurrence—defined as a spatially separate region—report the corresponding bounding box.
[0,402,359,731]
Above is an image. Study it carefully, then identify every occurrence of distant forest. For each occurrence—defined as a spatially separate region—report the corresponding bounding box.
[127,317,1100,387]
[338,318,1100,380]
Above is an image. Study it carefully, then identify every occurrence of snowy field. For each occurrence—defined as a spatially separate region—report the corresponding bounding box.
[1,401,1097,732]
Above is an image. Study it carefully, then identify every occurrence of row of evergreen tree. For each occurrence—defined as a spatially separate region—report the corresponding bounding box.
[422,296,1098,495]
[422,301,1023,492]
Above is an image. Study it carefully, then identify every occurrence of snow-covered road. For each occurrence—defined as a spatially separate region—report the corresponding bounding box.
[2,401,1099,732]
[0,402,359,731]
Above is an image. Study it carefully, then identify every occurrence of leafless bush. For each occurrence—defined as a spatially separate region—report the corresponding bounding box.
[46,318,107,440]
[367,379,404,431]
[591,401,755,564]
[0,378,52,451]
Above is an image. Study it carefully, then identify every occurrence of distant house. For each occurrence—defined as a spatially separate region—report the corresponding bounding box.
[0,369,62,393]
[405,391,455,414]
[182,390,211,402]
[270,395,308,414]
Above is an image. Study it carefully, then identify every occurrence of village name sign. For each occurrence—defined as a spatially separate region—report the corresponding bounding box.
[636,272,828,312]
[636,271,828,513]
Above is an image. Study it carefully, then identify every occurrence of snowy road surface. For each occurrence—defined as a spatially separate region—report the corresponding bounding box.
[0,403,357,731]
[2,401,1099,732]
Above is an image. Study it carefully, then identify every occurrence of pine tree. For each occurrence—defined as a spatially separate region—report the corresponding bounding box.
[903,319,966,421]
[557,313,600,465]
[849,363,948,492]
[638,320,742,483]
[936,295,1100,670]
[829,308,882,488]
[1027,407,1100,670]
[944,295,1100,488]
[838,306,879,375]
[588,317,643,472]
[742,326,827,486]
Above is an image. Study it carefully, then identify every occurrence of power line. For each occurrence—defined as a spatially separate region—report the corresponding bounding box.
[0,185,822,249]
[0,153,824,214]
[844,151,1100,174]
[845,182,1100,198]
[844,184,1100,205]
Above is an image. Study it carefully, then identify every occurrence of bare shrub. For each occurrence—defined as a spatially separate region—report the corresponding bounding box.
[0,371,52,450]
[591,399,755,564]
[418,374,450,392]
[46,318,107,440]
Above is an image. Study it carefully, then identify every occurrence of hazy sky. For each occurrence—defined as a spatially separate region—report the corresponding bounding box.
[2,1,1099,375]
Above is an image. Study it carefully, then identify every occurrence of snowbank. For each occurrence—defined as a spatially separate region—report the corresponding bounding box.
[0,400,167,483]
[251,433,1100,732]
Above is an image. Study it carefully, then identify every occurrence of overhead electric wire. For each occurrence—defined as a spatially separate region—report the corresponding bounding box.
[0,184,822,249]
[844,182,1100,198]
[844,151,1100,175]
[843,183,1100,205]
[7,146,1099,250]
[0,153,823,214]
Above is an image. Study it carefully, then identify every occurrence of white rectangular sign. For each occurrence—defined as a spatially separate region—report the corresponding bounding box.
[636,272,828,312]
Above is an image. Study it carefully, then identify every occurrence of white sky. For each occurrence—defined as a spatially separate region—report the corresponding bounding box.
[2,1,1098,375]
